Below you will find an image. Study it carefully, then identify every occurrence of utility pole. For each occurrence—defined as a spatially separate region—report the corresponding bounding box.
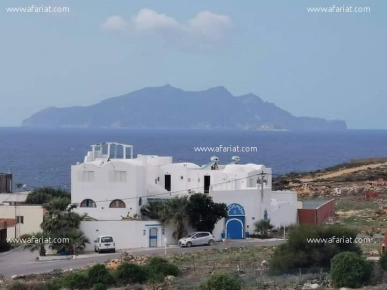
[258,170,266,220]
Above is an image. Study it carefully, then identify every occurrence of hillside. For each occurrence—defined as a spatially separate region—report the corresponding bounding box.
[22,85,347,131]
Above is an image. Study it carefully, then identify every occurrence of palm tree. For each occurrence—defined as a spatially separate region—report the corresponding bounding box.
[23,232,47,256]
[41,197,87,234]
[40,197,89,253]
[140,200,163,220]
[51,229,90,255]
[158,196,189,241]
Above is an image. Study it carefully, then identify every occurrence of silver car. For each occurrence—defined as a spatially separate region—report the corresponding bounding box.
[178,232,215,247]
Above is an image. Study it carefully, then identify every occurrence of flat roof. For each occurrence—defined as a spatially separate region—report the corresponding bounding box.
[0,192,29,203]
[302,199,332,209]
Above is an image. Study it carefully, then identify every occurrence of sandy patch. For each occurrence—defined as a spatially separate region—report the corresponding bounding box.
[301,162,387,182]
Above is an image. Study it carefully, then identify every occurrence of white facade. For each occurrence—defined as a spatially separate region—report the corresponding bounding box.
[0,204,45,238]
[72,143,297,249]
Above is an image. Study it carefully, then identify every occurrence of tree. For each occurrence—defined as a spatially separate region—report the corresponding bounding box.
[331,252,373,288]
[157,196,189,241]
[25,187,70,205]
[40,197,89,254]
[51,228,90,255]
[186,193,228,233]
[254,219,273,237]
[140,200,164,220]
[22,232,47,256]
[269,225,361,273]
[41,197,87,235]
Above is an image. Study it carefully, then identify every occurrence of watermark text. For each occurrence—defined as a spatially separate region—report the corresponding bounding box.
[307,236,373,244]
[307,5,370,13]
[194,145,258,153]
[7,237,70,244]
[6,5,70,13]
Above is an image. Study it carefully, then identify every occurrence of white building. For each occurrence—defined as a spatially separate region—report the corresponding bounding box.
[72,142,297,250]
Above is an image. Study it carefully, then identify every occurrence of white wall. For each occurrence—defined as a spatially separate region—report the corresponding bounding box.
[0,205,44,238]
[80,220,160,251]
[209,189,297,239]
[80,220,193,251]
[210,189,263,240]
[270,191,298,227]
[71,159,146,219]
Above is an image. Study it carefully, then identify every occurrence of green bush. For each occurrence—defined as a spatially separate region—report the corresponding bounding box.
[145,257,180,283]
[115,263,147,285]
[269,225,361,273]
[379,251,387,270]
[7,282,28,290]
[40,279,63,290]
[199,273,242,290]
[87,264,115,285]
[331,252,372,288]
[61,272,90,289]
[0,240,11,252]
[93,283,108,290]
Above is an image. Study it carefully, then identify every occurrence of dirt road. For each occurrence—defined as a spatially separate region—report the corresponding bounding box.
[301,162,387,182]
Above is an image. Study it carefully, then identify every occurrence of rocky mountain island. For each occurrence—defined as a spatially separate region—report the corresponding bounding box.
[22,85,347,131]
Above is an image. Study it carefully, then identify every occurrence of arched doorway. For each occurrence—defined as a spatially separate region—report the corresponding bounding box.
[225,203,245,239]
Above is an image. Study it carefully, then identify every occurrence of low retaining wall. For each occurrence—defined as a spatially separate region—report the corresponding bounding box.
[39,255,74,261]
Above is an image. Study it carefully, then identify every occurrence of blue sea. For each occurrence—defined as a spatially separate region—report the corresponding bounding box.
[1,128,387,190]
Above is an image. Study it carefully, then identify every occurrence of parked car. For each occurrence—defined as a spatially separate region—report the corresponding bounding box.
[94,235,115,253]
[178,232,215,247]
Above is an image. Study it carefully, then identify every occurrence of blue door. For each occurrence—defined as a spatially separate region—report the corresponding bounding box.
[149,228,158,247]
[226,217,245,239]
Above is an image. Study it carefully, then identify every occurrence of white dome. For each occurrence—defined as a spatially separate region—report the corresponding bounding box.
[222,164,246,173]
[179,163,201,169]
[244,163,265,172]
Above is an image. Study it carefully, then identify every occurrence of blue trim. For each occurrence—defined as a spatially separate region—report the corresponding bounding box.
[228,203,245,216]
[145,224,161,227]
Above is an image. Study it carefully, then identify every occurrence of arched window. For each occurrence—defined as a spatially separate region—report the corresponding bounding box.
[80,199,96,208]
[109,199,126,208]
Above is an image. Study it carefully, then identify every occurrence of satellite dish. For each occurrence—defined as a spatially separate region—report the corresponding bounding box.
[210,156,219,163]
[232,156,240,164]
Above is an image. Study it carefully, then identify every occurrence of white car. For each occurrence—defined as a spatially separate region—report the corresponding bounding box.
[94,235,115,253]
[178,232,215,247]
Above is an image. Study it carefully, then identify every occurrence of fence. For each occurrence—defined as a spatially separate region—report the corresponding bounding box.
[164,255,330,289]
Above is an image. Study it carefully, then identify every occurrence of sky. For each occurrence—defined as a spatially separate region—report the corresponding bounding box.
[0,0,386,129]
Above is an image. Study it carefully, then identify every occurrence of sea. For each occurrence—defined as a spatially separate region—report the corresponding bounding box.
[0,127,387,190]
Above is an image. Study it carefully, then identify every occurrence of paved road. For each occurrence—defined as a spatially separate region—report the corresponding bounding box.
[0,239,286,277]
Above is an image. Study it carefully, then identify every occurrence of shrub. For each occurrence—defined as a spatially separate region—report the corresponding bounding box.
[7,282,28,290]
[145,257,180,283]
[40,279,63,290]
[331,252,372,288]
[0,240,11,252]
[61,272,90,289]
[199,273,242,290]
[6,282,43,290]
[19,234,32,240]
[379,251,387,271]
[93,283,108,290]
[115,263,147,285]
[87,264,115,286]
[269,225,361,273]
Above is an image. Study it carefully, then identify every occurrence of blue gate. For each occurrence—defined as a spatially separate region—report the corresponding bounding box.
[226,217,245,239]
[149,228,158,247]
[225,203,245,239]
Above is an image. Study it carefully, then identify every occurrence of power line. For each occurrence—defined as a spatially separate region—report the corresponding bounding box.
[15,172,291,206]
[88,171,276,204]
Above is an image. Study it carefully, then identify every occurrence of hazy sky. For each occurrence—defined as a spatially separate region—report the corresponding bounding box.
[1,0,386,129]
